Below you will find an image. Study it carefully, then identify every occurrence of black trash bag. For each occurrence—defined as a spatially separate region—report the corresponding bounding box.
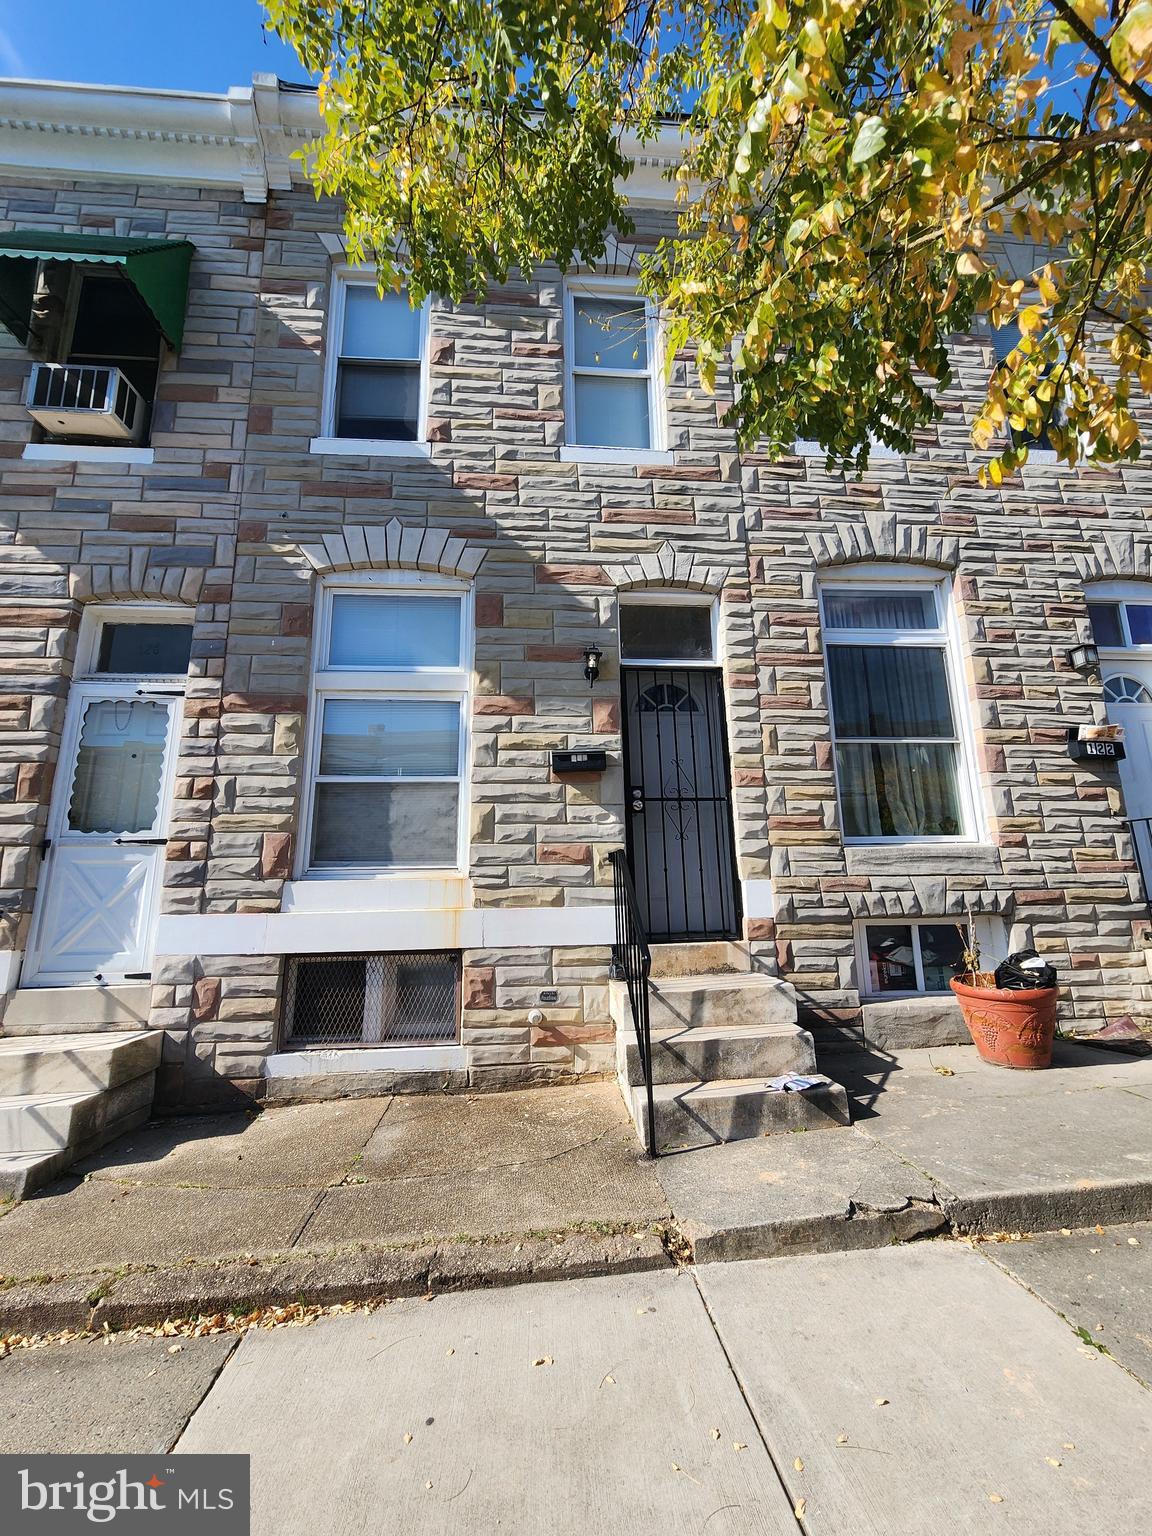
[994,949,1057,991]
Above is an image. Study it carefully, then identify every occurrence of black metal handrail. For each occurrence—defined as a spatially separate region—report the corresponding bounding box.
[608,848,657,1157]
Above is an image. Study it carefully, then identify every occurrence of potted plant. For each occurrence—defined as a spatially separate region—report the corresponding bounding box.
[949,921,1060,1070]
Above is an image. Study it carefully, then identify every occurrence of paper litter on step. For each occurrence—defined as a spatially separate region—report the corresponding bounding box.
[764,1073,822,1092]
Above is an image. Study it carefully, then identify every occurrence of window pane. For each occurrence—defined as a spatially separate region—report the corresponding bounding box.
[573,374,651,449]
[96,623,192,675]
[68,698,169,834]
[1087,603,1123,646]
[341,286,421,360]
[572,297,648,371]
[822,589,936,630]
[327,594,461,668]
[828,646,955,738]
[620,604,713,661]
[836,742,963,837]
[865,925,917,993]
[319,699,460,777]
[335,362,419,440]
[919,923,966,991]
[1125,604,1152,645]
[311,782,459,865]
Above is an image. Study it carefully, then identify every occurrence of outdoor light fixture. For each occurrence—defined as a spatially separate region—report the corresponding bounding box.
[582,644,603,688]
[1066,642,1100,673]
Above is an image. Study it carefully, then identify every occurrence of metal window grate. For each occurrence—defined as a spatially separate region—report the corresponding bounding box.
[282,952,461,1048]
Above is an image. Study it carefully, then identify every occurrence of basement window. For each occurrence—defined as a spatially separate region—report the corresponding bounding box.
[859,922,967,996]
[282,951,461,1047]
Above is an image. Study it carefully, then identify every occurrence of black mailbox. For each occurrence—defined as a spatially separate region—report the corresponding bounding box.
[552,749,608,774]
[1067,737,1125,762]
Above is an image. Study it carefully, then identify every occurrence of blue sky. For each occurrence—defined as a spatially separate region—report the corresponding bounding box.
[0,0,311,92]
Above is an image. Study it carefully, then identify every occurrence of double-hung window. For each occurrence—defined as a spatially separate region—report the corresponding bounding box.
[326,278,426,442]
[305,578,469,872]
[823,583,970,841]
[566,286,658,450]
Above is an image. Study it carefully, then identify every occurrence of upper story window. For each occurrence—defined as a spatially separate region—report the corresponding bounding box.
[1088,600,1152,649]
[822,581,973,842]
[324,276,427,443]
[565,285,660,451]
[991,320,1062,451]
[303,575,470,874]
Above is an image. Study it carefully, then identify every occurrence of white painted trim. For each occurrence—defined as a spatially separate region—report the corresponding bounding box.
[618,590,719,666]
[282,876,471,914]
[264,1045,467,1077]
[309,437,433,459]
[155,904,616,957]
[741,879,776,920]
[0,950,24,995]
[854,914,1007,999]
[559,447,673,466]
[75,601,195,679]
[22,444,155,465]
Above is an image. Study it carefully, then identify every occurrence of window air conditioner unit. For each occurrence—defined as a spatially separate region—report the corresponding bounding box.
[25,363,146,443]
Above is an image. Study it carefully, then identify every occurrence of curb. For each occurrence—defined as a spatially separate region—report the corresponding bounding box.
[0,1230,672,1337]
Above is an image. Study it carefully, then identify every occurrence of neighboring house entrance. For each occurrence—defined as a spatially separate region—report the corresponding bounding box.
[620,599,742,941]
[1102,658,1152,895]
[23,612,190,987]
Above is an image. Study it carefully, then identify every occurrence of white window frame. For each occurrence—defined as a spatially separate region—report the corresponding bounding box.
[820,568,982,845]
[855,917,973,998]
[1086,583,1152,653]
[299,571,473,880]
[617,591,720,667]
[74,603,195,687]
[562,277,668,461]
[312,270,432,458]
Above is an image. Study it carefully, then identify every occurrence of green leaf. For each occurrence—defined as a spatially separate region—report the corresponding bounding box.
[850,116,887,164]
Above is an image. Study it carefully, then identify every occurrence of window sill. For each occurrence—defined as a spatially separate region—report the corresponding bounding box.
[559,446,673,466]
[846,842,1002,874]
[309,437,432,459]
[22,443,155,465]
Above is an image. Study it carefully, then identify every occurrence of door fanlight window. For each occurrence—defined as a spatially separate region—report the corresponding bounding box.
[1103,675,1152,704]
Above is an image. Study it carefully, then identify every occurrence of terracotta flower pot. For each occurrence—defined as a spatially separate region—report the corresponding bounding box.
[949,975,1059,1069]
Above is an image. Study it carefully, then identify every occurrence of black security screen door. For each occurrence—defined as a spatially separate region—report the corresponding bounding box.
[622,667,741,940]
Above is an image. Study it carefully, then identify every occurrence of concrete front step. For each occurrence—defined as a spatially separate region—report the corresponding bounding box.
[0,1032,161,1201]
[0,1030,161,1097]
[632,1076,851,1152]
[648,942,751,979]
[618,1020,817,1087]
[647,973,797,1032]
[1,983,152,1035]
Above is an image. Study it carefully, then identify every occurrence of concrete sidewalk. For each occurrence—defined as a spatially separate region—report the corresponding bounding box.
[6,1246,1150,1531]
[0,1084,673,1331]
[657,1040,1152,1260]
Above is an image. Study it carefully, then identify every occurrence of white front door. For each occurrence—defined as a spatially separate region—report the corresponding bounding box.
[1102,659,1152,886]
[24,685,181,986]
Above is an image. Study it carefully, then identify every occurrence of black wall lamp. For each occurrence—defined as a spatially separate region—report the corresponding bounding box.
[583,644,603,688]
[1066,641,1100,674]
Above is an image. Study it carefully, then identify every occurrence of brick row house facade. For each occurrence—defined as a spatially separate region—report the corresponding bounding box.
[1,75,1151,1127]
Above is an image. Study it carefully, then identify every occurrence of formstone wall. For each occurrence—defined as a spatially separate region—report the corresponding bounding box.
[1,172,1150,1107]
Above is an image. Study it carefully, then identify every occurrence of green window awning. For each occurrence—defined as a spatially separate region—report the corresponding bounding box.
[0,232,195,349]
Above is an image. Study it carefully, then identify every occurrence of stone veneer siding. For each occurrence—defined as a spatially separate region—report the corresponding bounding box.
[0,176,1150,1106]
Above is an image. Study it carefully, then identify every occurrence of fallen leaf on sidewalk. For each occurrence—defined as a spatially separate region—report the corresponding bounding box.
[532,1356,554,1367]
[1063,1443,1077,1451]
[711,1428,721,1440]
[403,1433,413,1445]
[600,1374,616,1388]
[425,1481,433,1491]
[733,1443,747,1452]
[988,1493,1004,1503]
[446,1348,454,1356]
[794,1497,807,1520]
[934,1066,955,1077]
[1128,1237,1141,1247]
[671,1464,701,1485]
[1046,1458,1062,1468]
[167,1345,183,1355]
[874,1398,889,1407]
[835,1434,849,1445]
[794,1457,804,1472]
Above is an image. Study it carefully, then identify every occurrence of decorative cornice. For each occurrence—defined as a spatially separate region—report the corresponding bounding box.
[807,515,960,571]
[69,555,206,605]
[295,519,488,581]
[1072,534,1152,584]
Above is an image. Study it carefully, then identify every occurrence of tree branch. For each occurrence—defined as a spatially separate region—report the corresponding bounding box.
[1047,0,1152,117]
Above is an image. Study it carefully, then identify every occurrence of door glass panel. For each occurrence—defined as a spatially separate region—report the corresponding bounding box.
[1125,604,1152,645]
[327,594,461,668]
[96,623,192,675]
[621,605,713,662]
[319,699,460,776]
[1087,603,1123,647]
[67,698,169,834]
